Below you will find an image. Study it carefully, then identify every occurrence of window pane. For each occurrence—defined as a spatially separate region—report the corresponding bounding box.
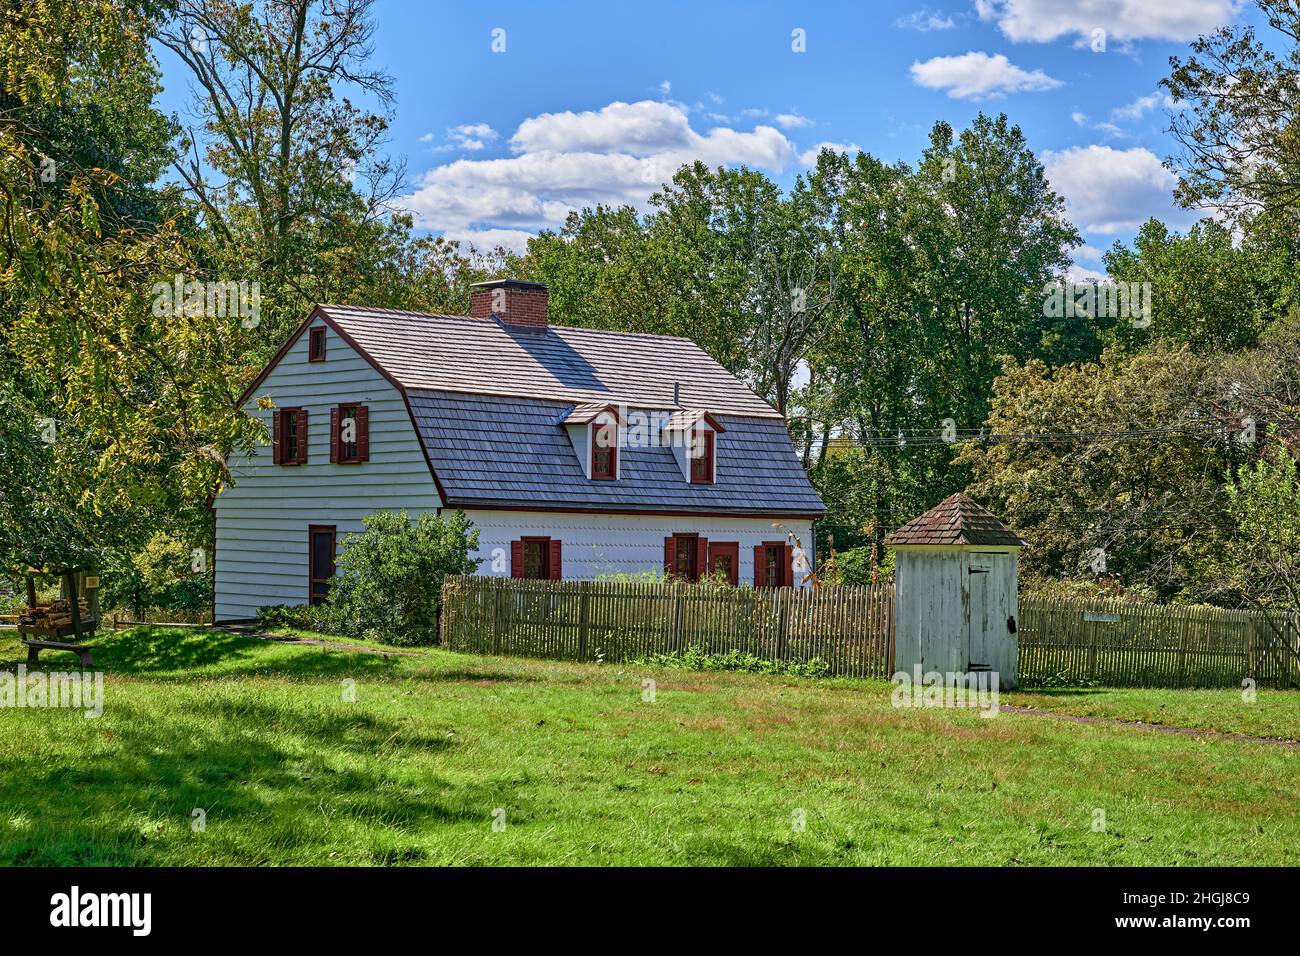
[765,547,781,586]
[675,537,695,580]
[341,406,357,459]
[285,412,298,460]
[524,540,545,579]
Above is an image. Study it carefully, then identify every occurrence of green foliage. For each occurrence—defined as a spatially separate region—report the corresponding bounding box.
[324,510,481,646]
[1102,218,1291,353]
[632,645,831,678]
[958,344,1237,601]
[255,604,331,633]
[1225,438,1300,612]
[1029,670,1104,690]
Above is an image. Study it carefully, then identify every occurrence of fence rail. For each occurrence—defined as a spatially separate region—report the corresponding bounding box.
[441,576,895,679]
[441,576,1300,689]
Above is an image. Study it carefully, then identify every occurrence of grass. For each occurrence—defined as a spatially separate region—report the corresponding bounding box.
[1004,686,1300,741]
[0,626,1297,866]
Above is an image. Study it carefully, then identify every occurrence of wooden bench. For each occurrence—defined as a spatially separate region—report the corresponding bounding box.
[21,639,93,667]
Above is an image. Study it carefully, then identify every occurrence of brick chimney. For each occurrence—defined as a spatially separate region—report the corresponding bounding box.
[470,279,549,329]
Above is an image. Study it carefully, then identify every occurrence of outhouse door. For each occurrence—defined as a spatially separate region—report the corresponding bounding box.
[965,552,1012,670]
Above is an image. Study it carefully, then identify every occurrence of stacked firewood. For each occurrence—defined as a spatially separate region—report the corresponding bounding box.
[17,598,90,628]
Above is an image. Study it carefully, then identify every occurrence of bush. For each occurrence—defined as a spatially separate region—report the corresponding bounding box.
[255,604,329,632]
[99,532,210,615]
[324,510,480,646]
[631,645,831,678]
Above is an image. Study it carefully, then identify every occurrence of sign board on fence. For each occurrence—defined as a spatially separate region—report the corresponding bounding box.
[1082,611,1121,623]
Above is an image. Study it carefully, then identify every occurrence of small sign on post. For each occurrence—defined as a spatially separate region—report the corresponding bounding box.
[1082,611,1121,623]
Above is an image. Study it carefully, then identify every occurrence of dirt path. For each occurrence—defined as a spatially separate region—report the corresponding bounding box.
[999,704,1300,748]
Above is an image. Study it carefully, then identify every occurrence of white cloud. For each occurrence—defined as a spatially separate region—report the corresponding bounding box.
[773,112,813,130]
[977,0,1241,44]
[1076,243,1104,261]
[442,227,536,255]
[896,8,957,31]
[799,141,861,166]
[910,51,1062,100]
[1112,92,1174,122]
[1070,111,1088,126]
[740,107,770,119]
[1067,262,1108,284]
[401,99,800,242]
[427,123,499,153]
[1043,145,1181,234]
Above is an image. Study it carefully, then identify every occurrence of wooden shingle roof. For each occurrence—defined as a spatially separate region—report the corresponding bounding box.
[317,305,782,418]
[885,493,1027,548]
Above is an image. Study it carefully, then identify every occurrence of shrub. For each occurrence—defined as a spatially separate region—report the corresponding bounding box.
[325,510,480,646]
[255,604,329,632]
[631,645,831,678]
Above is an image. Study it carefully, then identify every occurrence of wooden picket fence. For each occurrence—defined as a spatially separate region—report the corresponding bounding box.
[440,575,895,678]
[440,576,1300,689]
[1018,596,1300,689]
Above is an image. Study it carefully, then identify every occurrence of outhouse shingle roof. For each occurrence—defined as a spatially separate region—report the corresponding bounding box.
[885,493,1027,547]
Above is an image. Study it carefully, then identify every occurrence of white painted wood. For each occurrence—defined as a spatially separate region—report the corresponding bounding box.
[462,509,814,587]
[212,319,442,621]
[894,544,1020,689]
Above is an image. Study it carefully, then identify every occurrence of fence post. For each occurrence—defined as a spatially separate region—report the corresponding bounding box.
[578,582,591,661]
[492,581,504,656]
[773,588,789,660]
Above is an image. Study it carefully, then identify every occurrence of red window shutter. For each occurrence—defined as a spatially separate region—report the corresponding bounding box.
[664,537,675,577]
[356,405,369,461]
[329,407,339,463]
[272,410,281,464]
[753,545,767,587]
[548,539,562,580]
[296,409,308,464]
[784,544,794,588]
[696,537,708,580]
[510,540,525,578]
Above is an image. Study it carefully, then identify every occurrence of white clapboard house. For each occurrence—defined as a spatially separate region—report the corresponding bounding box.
[212,280,825,621]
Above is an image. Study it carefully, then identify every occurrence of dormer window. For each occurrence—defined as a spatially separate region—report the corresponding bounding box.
[308,326,326,362]
[664,410,724,484]
[592,417,617,480]
[690,430,714,483]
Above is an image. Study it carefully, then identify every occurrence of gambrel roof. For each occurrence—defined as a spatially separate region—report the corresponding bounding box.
[407,391,823,515]
[242,305,825,517]
[316,305,781,418]
[885,493,1026,547]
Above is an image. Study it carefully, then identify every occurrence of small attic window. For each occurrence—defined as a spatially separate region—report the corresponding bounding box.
[308,326,326,362]
[592,415,618,480]
[690,430,715,484]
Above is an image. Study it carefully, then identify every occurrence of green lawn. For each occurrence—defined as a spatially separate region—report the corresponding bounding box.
[1,626,1297,866]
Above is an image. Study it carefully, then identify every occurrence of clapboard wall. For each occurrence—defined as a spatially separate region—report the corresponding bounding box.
[463,509,814,586]
[213,318,442,621]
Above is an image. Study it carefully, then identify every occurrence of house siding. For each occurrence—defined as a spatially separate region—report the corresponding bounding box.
[461,509,815,587]
[213,319,441,621]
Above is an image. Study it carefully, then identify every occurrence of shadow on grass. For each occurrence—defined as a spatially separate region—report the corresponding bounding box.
[0,691,515,866]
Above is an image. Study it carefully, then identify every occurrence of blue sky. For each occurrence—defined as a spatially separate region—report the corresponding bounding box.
[156,0,1265,278]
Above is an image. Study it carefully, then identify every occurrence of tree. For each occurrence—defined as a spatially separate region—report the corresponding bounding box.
[157,0,414,349]
[1164,1,1300,232]
[957,345,1238,601]
[0,0,263,575]
[1225,438,1300,615]
[1102,218,1293,353]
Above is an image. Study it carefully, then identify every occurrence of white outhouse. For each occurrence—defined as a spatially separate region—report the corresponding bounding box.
[886,493,1026,691]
